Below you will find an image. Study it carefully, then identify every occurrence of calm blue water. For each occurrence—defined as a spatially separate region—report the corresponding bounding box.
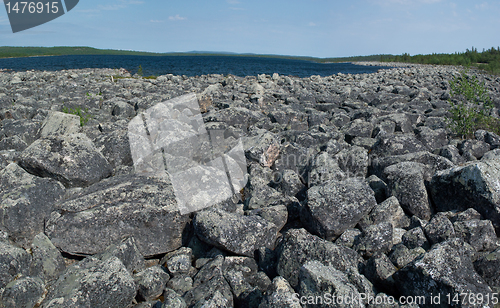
[0,54,388,78]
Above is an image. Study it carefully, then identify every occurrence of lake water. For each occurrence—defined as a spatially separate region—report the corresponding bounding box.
[0,54,390,78]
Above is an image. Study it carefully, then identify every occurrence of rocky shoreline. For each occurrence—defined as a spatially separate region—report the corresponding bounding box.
[1,64,500,307]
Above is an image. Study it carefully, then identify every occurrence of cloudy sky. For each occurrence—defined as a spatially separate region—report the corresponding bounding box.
[0,0,498,58]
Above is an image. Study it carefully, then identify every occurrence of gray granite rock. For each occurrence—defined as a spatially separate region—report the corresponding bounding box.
[303,178,377,240]
[0,240,31,288]
[39,111,81,137]
[276,228,363,289]
[258,276,302,308]
[0,276,45,308]
[394,238,493,308]
[29,233,66,283]
[453,219,497,252]
[45,173,190,257]
[41,254,137,308]
[18,133,112,187]
[0,163,65,247]
[134,266,170,301]
[194,208,278,257]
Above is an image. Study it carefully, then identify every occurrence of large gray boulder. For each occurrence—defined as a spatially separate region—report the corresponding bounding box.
[276,228,363,289]
[430,160,500,230]
[0,240,32,289]
[0,163,65,247]
[45,173,190,257]
[384,162,432,220]
[0,276,45,308]
[38,111,81,137]
[259,276,302,308]
[394,238,493,307]
[298,261,364,308]
[40,255,137,308]
[29,233,66,283]
[18,133,112,187]
[193,208,278,257]
[371,134,428,158]
[303,178,377,240]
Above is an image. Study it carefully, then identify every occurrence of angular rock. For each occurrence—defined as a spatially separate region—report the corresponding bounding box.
[18,133,112,187]
[0,276,45,308]
[430,160,500,230]
[423,213,455,245]
[0,240,32,289]
[394,238,493,307]
[366,174,388,203]
[415,127,447,151]
[29,233,66,283]
[167,275,193,295]
[358,196,410,230]
[363,253,397,292]
[458,139,491,159]
[162,288,188,308]
[307,152,345,187]
[303,178,377,240]
[343,119,374,143]
[45,173,190,257]
[134,266,170,301]
[161,247,195,277]
[193,208,278,257]
[402,227,429,250]
[276,228,363,288]
[39,111,81,137]
[474,248,500,293]
[389,244,425,269]
[436,144,465,165]
[298,261,363,308]
[371,134,427,158]
[353,222,393,258]
[0,163,65,247]
[41,255,137,308]
[335,229,362,249]
[258,276,302,308]
[453,219,497,252]
[335,145,369,178]
[384,162,432,220]
[370,151,454,180]
[98,236,145,274]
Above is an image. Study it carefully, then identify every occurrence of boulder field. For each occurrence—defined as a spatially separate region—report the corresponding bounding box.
[1,63,500,307]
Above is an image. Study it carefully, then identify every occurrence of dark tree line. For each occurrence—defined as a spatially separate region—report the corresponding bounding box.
[381,47,500,75]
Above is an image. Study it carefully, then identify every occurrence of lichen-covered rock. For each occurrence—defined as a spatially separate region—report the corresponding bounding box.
[303,178,377,240]
[29,233,66,283]
[193,208,278,257]
[162,288,188,308]
[402,227,429,250]
[0,276,45,308]
[307,152,345,187]
[18,133,112,187]
[40,255,137,308]
[358,196,410,230]
[394,238,493,307]
[430,160,500,230]
[474,247,500,293]
[371,134,427,158]
[276,228,363,289]
[389,244,425,269]
[353,222,393,258]
[160,247,195,277]
[363,253,397,292]
[453,219,497,252]
[0,163,65,247]
[134,266,170,301]
[384,162,432,220]
[423,213,455,245]
[45,173,190,257]
[38,111,81,137]
[298,261,364,308]
[98,236,145,274]
[0,240,32,289]
[259,276,302,308]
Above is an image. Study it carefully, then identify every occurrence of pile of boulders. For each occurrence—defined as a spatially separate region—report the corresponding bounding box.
[1,64,500,307]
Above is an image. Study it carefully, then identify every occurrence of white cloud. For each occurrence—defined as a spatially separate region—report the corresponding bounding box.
[475,2,489,9]
[309,22,317,27]
[169,15,186,21]
[150,20,164,23]
[227,0,241,4]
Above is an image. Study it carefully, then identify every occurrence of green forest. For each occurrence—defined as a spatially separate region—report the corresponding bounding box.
[380,47,500,75]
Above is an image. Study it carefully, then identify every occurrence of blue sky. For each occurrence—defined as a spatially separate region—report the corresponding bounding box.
[0,0,499,58]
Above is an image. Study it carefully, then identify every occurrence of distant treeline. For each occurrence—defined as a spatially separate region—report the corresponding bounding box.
[0,46,163,58]
[381,47,500,75]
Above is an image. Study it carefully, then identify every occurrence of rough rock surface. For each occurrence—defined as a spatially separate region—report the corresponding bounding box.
[1,65,500,307]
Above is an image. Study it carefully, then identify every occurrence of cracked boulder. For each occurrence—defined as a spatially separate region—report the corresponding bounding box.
[45,173,190,257]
